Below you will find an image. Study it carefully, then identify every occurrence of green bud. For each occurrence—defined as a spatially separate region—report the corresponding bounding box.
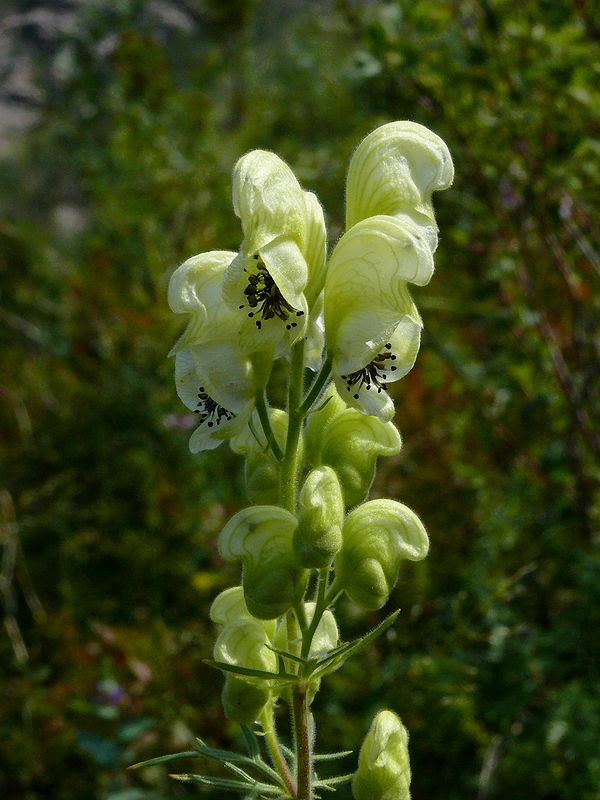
[231,409,301,504]
[222,674,271,724]
[337,499,429,609]
[294,466,344,567]
[305,387,402,507]
[218,506,307,619]
[352,710,411,800]
[210,586,277,641]
[213,618,276,723]
[214,617,277,674]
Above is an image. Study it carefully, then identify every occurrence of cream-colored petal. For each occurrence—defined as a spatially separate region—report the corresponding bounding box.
[232,150,307,253]
[302,191,327,305]
[259,236,308,310]
[168,250,237,352]
[346,120,454,228]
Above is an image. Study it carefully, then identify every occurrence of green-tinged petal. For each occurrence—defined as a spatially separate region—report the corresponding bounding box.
[232,150,306,253]
[303,191,327,305]
[174,349,254,453]
[304,385,348,466]
[352,710,411,800]
[218,506,307,619]
[346,120,454,230]
[259,236,308,310]
[333,372,396,421]
[294,466,344,568]
[214,617,277,674]
[168,250,237,353]
[332,312,422,420]
[210,586,277,641]
[187,341,255,413]
[222,247,308,355]
[337,499,428,609]
[303,292,325,372]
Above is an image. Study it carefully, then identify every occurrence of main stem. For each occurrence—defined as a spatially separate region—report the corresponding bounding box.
[292,683,313,800]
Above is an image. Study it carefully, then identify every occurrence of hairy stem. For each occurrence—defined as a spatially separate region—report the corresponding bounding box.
[261,706,297,798]
[292,684,313,800]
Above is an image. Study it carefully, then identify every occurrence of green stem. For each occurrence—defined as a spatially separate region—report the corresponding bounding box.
[256,392,284,461]
[280,341,305,512]
[261,706,297,798]
[292,684,313,800]
[301,569,329,661]
[300,355,332,415]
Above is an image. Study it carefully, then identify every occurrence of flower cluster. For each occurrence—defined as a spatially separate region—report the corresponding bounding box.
[158,121,453,800]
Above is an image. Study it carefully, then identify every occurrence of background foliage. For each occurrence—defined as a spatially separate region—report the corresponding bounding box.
[1,1,599,798]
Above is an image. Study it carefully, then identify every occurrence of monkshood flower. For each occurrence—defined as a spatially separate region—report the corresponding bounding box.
[222,150,327,355]
[346,120,454,249]
[168,250,257,452]
[352,710,412,800]
[324,214,433,420]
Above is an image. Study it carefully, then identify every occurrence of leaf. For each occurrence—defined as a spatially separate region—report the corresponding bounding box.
[241,725,261,759]
[309,609,401,678]
[129,750,199,770]
[204,658,298,684]
[195,737,282,785]
[313,750,353,762]
[315,772,354,788]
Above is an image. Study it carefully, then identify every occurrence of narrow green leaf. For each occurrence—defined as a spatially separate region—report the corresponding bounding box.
[194,738,281,784]
[265,643,309,666]
[310,609,401,678]
[170,773,254,790]
[315,772,354,787]
[313,750,353,762]
[128,750,199,769]
[204,658,297,683]
[241,725,261,759]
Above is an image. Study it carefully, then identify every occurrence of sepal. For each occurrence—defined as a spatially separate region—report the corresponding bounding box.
[346,120,454,232]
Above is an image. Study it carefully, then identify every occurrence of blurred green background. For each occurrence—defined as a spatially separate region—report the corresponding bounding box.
[1,1,599,798]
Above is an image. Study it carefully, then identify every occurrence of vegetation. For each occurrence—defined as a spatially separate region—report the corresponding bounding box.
[1,2,599,799]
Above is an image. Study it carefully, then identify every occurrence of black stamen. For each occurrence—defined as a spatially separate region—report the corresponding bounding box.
[342,344,396,396]
[238,257,302,329]
[194,386,234,428]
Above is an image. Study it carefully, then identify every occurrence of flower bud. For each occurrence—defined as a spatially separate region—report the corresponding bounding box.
[231,409,301,504]
[306,388,402,506]
[210,586,277,641]
[337,500,428,609]
[294,467,344,568]
[352,710,411,800]
[218,506,307,619]
[222,674,271,724]
[214,617,275,724]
